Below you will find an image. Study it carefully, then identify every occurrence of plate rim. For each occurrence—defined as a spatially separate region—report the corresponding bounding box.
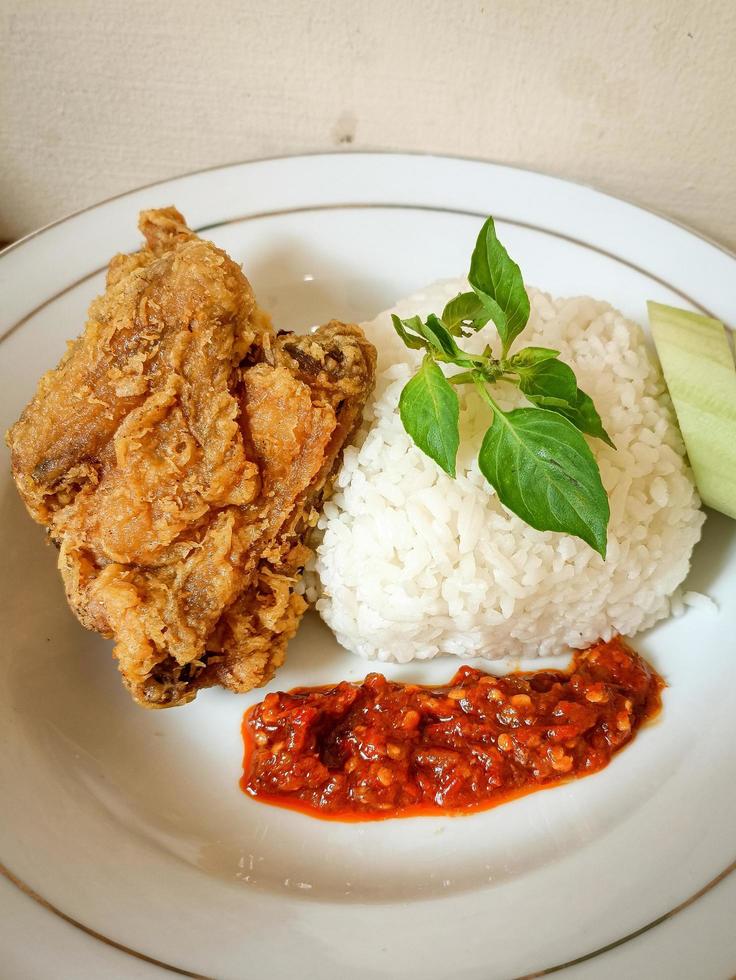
[1,202,722,353]
[2,149,734,265]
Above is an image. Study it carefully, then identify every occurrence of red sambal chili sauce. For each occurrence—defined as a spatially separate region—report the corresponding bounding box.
[240,638,664,821]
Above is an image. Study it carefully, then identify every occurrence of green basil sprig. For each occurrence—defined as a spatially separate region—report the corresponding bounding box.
[392,216,613,558]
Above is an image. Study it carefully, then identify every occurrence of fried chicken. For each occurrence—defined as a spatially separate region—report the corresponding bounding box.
[7,208,376,707]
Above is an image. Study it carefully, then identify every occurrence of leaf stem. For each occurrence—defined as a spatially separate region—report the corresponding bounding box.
[472,374,499,415]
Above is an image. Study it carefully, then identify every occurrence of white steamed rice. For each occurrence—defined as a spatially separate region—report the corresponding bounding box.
[305,280,705,663]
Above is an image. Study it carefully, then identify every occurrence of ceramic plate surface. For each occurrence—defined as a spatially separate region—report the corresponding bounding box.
[1,153,735,980]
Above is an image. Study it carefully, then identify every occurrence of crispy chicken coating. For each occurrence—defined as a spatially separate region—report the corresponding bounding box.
[7,208,376,707]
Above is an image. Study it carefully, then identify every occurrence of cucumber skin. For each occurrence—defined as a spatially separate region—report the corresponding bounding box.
[648,301,736,520]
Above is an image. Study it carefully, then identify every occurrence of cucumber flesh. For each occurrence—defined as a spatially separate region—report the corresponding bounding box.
[648,301,736,520]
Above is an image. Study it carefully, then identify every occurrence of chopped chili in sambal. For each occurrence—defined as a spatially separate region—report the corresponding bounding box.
[241,638,663,821]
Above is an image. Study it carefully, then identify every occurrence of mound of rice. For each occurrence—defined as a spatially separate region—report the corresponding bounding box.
[305,280,705,662]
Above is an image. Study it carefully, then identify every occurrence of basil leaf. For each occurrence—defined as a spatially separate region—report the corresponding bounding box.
[508,346,560,369]
[399,356,460,477]
[478,407,609,557]
[392,314,428,351]
[418,315,483,369]
[515,357,614,446]
[552,388,616,448]
[517,358,578,405]
[420,314,464,359]
[468,217,530,354]
[441,292,492,335]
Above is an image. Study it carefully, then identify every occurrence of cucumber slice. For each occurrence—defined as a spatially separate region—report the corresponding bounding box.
[648,301,736,520]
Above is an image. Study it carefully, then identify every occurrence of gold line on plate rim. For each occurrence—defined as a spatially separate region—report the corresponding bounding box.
[0,861,215,979]
[0,203,718,348]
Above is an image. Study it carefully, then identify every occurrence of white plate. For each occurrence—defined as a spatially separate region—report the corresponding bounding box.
[1,153,735,980]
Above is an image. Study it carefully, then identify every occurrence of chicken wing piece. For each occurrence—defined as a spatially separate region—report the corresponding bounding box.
[7,208,376,707]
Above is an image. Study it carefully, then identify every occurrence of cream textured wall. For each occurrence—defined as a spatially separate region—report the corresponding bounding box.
[1,0,735,248]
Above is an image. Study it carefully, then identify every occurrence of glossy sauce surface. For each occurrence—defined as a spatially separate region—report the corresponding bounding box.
[241,638,663,821]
